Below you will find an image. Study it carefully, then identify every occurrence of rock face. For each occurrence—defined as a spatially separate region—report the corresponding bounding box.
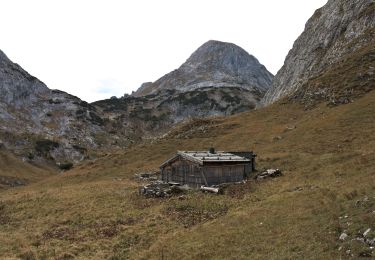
[134,40,273,97]
[0,51,128,165]
[263,0,375,106]
[0,50,50,121]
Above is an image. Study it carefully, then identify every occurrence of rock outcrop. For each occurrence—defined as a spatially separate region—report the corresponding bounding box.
[263,0,375,106]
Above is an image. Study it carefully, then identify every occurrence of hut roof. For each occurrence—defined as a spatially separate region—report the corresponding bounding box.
[160,151,251,167]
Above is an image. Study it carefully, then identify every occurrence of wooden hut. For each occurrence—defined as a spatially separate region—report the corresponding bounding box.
[160,149,256,188]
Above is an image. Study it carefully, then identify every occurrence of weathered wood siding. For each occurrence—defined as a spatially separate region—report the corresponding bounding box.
[161,156,253,188]
[161,157,203,188]
[203,164,246,186]
[245,163,252,177]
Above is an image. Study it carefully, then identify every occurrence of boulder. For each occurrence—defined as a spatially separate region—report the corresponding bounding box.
[364,228,371,237]
[339,232,348,241]
[254,169,282,180]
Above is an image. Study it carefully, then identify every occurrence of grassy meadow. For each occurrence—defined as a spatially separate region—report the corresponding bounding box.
[0,91,375,259]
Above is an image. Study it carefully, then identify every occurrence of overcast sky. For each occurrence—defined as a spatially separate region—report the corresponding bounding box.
[1,0,327,102]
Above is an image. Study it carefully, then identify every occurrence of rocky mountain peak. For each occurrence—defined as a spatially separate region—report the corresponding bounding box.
[93,41,274,144]
[183,40,258,70]
[133,40,273,97]
[181,40,271,90]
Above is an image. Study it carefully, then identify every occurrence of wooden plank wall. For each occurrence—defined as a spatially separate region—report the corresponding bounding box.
[161,157,252,187]
[204,164,245,186]
[161,157,203,188]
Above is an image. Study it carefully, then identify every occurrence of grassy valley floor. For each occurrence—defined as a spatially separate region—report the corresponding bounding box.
[1,91,375,259]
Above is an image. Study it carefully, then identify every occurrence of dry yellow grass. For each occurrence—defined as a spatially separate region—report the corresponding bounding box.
[1,91,375,259]
[0,150,55,189]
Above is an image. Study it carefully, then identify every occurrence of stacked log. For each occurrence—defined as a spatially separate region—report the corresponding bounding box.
[139,181,190,198]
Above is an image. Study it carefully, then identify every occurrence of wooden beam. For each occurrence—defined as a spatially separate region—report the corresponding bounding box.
[200,186,220,193]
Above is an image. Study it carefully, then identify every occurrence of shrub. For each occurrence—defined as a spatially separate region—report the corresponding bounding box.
[35,139,59,155]
[58,162,74,171]
[72,145,87,154]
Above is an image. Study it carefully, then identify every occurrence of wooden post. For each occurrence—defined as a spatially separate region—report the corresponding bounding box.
[200,168,208,186]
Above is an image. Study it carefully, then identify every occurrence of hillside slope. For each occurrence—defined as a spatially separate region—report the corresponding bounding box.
[0,148,55,189]
[0,90,374,259]
[263,0,375,105]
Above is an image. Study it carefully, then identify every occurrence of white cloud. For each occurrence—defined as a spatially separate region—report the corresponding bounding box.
[0,0,327,102]
[96,79,126,96]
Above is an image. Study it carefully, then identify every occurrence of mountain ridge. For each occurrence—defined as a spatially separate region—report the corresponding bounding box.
[0,40,273,166]
[93,40,273,137]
